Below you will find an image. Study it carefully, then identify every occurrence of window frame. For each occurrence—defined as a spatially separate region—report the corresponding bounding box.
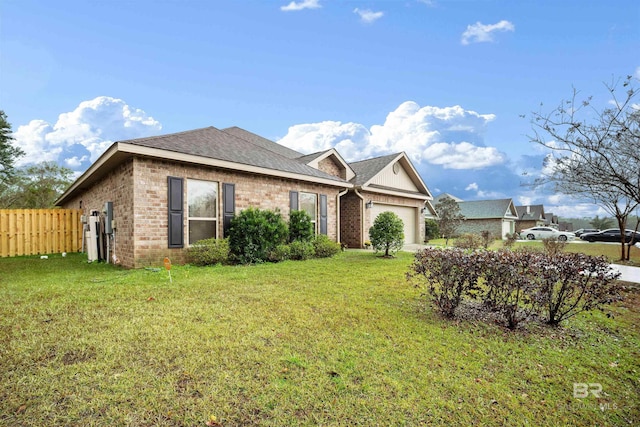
[299,191,318,233]
[186,179,219,245]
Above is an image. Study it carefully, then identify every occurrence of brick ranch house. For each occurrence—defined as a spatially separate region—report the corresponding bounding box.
[434,193,518,239]
[56,126,434,268]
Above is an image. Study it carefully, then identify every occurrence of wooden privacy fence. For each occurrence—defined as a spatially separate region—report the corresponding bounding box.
[0,209,83,257]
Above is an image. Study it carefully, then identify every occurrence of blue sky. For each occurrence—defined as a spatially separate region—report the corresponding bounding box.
[2,0,638,217]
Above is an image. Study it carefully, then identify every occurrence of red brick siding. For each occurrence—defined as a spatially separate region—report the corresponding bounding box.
[339,192,362,248]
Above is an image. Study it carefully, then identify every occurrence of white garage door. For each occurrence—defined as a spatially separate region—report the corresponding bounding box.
[371,204,417,244]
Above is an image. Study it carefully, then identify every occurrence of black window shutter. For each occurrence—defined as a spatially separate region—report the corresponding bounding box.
[167,176,184,248]
[223,183,235,236]
[319,194,328,235]
[290,191,299,211]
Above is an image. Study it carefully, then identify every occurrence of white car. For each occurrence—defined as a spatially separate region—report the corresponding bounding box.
[519,227,575,241]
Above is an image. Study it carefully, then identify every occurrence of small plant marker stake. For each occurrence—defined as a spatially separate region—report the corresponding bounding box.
[164,257,172,283]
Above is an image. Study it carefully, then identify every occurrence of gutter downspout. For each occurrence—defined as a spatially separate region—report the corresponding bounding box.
[336,188,349,244]
[354,188,366,248]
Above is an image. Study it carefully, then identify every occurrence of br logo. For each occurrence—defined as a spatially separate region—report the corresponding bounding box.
[573,383,602,398]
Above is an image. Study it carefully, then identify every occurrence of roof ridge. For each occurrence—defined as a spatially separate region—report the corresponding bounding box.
[348,152,400,166]
[119,126,216,144]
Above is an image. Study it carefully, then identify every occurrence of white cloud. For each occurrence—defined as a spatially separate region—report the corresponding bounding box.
[13,96,161,171]
[278,100,504,170]
[423,142,504,169]
[461,20,515,45]
[281,0,321,12]
[517,196,534,206]
[635,66,640,79]
[354,8,384,24]
[465,183,478,191]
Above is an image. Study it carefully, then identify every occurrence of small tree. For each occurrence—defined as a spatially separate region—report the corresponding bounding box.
[434,196,464,245]
[369,211,404,257]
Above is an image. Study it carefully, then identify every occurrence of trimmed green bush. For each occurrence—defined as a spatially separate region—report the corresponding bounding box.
[228,207,288,264]
[313,234,341,258]
[268,244,291,262]
[289,210,314,243]
[185,238,230,266]
[289,240,315,261]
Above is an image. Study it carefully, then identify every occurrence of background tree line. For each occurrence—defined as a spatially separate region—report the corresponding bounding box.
[0,111,74,209]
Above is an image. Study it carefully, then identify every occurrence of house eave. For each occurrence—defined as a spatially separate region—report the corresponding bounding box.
[360,184,431,201]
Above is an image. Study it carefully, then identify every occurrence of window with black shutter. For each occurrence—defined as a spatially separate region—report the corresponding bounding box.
[167,176,184,248]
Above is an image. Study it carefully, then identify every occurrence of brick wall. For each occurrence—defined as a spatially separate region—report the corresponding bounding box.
[457,219,508,239]
[61,160,135,267]
[318,157,345,179]
[66,157,345,268]
[339,192,362,248]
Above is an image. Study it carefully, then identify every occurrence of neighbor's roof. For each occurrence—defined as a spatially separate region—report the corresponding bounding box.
[458,199,518,219]
[515,204,545,221]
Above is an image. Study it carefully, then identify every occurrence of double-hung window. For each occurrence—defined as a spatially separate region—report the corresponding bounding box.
[299,192,317,232]
[187,179,218,244]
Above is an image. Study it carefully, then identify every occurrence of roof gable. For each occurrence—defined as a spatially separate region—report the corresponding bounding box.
[348,152,432,200]
[297,149,356,181]
[515,204,546,221]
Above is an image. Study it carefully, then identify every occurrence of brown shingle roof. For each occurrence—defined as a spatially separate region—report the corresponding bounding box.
[123,126,348,183]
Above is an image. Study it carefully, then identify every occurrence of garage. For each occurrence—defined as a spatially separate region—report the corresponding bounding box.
[371,204,418,244]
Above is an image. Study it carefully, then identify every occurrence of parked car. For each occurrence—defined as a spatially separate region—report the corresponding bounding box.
[519,227,576,241]
[574,228,599,237]
[580,228,640,243]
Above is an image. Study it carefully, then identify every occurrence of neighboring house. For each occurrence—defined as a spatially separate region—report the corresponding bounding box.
[457,199,518,239]
[56,126,432,267]
[434,194,518,239]
[515,204,546,232]
[544,212,560,229]
[558,221,574,232]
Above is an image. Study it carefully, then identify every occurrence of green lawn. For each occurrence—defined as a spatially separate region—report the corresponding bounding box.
[1,251,639,426]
